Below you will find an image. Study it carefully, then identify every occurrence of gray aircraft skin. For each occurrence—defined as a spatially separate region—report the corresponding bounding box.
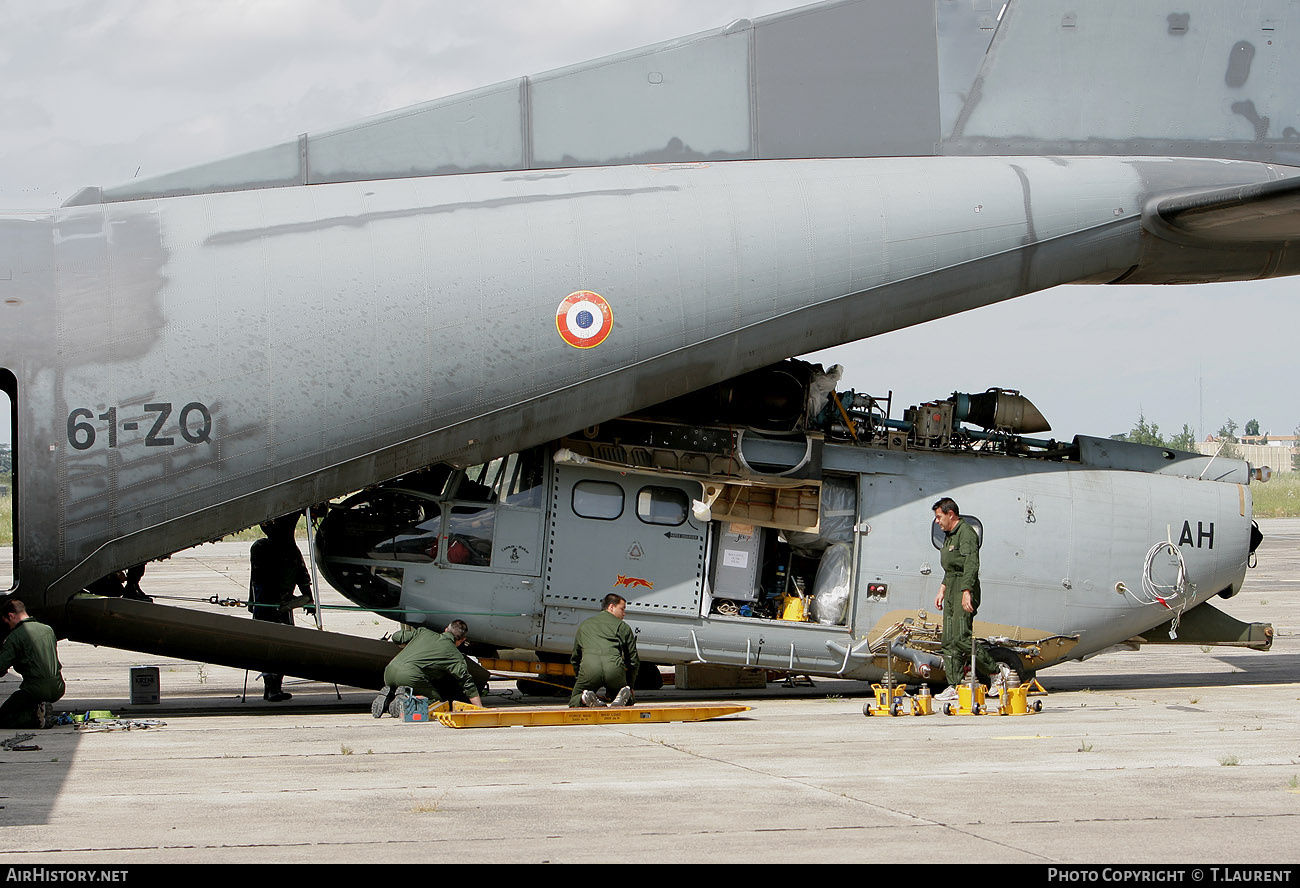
[0,0,1295,686]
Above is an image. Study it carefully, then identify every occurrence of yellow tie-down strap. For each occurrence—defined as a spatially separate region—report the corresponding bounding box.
[431,700,752,729]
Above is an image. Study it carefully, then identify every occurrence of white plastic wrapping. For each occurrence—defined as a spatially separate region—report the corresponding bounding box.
[806,363,844,421]
[785,475,856,557]
[809,542,852,626]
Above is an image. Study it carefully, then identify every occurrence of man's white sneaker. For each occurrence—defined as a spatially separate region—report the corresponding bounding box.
[934,686,959,702]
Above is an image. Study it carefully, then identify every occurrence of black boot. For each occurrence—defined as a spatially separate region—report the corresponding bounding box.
[262,673,292,702]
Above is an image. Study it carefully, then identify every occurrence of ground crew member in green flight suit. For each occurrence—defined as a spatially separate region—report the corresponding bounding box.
[372,619,484,717]
[0,599,65,729]
[931,498,1003,702]
[247,512,314,702]
[569,593,639,708]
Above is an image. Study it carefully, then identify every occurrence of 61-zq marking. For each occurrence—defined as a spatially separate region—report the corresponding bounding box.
[67,401,213,450]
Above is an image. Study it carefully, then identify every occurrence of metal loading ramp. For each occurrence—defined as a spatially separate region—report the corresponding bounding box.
[431,700,752,729]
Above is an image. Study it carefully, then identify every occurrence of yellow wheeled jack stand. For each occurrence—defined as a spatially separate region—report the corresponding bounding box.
[861,644,936,717]
[863,682,934,716]
[942,679,1044,716]
[942,682,987,716]
[988,681,1044,716]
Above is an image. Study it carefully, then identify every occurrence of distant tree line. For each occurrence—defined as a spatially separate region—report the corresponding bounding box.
[1112,414,1300,468]
[1109,413,1196,451]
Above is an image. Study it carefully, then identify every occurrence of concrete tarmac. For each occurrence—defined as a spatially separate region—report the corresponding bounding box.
[0,521,1297,864]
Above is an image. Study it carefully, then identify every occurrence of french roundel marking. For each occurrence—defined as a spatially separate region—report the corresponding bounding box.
[556,291,613,349]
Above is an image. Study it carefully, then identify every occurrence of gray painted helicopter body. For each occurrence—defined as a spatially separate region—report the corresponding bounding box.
[314,379,1264,683]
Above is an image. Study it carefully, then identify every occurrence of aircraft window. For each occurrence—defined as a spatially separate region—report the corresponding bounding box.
[499,448,546,508]
[572,480,624,520]
[372,507,442,564]
[446,505,495,566]
[931,515,983,550]
[636,486,689,526]
[456,459,503,502]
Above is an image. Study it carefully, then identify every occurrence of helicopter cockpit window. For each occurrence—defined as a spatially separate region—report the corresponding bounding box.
[931,515,983,550]
[572,480,624,520]
[636,486,689,526]
[446,505,494,566]
[455,458,503,502]
[499,448,546,508]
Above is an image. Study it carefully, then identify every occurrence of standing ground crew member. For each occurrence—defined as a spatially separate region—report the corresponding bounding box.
[372,620,484,717]
[570,593,639,708]
[248,512,314,702]
[931,498,1005,702]
[0,599,64,729]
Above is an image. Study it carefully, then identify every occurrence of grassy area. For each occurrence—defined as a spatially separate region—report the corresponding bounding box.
[1252,471,1300,518]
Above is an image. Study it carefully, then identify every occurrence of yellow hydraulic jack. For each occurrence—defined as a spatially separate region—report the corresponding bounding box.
[861,646,934,717]
[942,681,987,716]
[942,641,1045,716]
[990,680,1044,716]
[943,674,1044,716]
[943,681,1045,716]
[863,682,934,717]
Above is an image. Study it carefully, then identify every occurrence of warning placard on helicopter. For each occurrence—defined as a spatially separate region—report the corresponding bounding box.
[723,549,749,569]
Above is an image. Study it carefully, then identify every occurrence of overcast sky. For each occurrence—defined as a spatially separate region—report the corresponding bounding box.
[1,0,1296,452]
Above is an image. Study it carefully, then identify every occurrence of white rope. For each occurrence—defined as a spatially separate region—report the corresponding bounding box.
[1125,540,1193,639]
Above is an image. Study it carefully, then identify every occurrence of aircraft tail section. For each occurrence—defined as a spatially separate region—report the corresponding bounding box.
[945,0,1300,165]
[69,0,1300,207]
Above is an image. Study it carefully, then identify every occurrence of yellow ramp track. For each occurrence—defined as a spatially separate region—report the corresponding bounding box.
[432,701,751,729]
[477,657,575,677]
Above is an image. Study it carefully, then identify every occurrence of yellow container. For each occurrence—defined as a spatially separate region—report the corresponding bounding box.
[779,595,806,621]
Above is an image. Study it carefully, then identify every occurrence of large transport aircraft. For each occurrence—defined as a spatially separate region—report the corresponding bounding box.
[0,0,1294,689]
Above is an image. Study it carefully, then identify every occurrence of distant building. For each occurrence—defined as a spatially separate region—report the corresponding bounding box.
[1195,435,1298,474]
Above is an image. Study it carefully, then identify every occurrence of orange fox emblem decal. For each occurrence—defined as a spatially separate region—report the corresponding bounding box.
[615,575,654,589]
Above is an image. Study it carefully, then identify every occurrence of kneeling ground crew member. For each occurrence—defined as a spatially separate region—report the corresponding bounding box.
[0,599,65,729]
[569,593,639,708]
[373,619,483,717]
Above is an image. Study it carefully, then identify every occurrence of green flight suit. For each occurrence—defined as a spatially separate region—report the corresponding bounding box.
[383,627,479,703]
[939,519,997,683]
[0,618,66,728]
[568,609,639,706]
